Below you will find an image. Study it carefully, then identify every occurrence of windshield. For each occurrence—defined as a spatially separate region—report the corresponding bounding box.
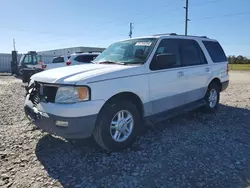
[93,38,157,64]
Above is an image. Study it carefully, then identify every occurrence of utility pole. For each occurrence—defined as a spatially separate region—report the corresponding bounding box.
[13,39,16,51]
[184,0,189,35]
[129,23,133,38]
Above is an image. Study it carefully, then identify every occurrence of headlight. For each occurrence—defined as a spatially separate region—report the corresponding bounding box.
[55,86,90,103]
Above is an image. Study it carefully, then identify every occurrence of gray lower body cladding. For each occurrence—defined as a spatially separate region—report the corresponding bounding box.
[24,105,97,139]
[143,87,206,117]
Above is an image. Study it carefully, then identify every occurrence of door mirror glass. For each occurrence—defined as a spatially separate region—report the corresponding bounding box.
[154,53,177,69]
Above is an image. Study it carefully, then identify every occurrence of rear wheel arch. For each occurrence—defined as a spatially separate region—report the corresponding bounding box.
[207,77,222,92]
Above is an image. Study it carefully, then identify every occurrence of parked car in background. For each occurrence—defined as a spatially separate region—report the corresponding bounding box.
[22,52,102,83]
[67,52,100,65]
[42,53,100,70]
[24,33,229,151]
[43,56,70,70]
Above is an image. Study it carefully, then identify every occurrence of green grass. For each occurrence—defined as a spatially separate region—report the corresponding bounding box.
[229,64,250,71]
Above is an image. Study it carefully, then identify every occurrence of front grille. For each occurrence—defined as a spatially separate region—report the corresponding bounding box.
[28,82,58,105]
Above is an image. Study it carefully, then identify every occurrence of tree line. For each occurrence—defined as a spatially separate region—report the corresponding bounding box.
[228,55,250,64]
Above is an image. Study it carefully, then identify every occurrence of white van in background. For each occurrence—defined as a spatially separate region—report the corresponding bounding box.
[42,53,100,70]
[67,52,100,66]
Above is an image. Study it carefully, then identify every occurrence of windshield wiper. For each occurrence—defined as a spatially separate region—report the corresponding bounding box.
[94,61,126,65]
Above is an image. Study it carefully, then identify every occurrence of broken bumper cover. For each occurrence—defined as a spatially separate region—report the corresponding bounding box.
[24,105,97,139]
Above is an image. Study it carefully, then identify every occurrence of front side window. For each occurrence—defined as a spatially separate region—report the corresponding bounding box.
[23,55,32,64]
[92,38,157,64]
[180,40,207,66]
[150,39,181,70]
[33,55,38,64]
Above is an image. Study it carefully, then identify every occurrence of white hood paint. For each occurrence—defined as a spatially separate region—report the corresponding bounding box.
[31,64,142,84]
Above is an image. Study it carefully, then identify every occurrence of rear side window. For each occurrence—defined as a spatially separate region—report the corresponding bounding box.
[52,57,64,63]
[180,39,207,66]
[74,55,98,63]
[202,41,227,63]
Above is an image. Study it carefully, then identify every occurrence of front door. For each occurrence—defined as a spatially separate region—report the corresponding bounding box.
[148,38,187,115]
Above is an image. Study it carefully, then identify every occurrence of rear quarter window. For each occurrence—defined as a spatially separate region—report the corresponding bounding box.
[52,57,65,63]
[202,41,227,63]
[74,55,98,63]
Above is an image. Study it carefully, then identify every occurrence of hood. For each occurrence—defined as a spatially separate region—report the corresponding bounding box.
[31,64,140,84]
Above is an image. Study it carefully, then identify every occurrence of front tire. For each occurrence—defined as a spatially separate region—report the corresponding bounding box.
[93,100,141,151]
[17,67,23,77]
[204,83,220,111]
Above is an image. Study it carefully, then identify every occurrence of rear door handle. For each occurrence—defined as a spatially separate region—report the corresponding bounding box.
[205,67,210,72]
[177,71,184,77]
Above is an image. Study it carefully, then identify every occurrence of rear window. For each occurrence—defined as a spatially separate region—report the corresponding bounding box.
[202,41,227,63]
[74,54,98,63]
[52,57,64,63]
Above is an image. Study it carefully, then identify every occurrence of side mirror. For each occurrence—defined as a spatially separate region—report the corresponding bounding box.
[155,53,176,68]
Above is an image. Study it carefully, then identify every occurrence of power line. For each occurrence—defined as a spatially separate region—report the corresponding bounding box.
[191,11,250,21]
[190,0,224,7]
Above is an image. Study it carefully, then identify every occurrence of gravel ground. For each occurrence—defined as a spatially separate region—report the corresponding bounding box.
[0,71,250,188]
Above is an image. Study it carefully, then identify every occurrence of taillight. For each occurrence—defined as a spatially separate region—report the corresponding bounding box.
[42,65,47,70]
[227,64,229,73]
[66,61,71,66]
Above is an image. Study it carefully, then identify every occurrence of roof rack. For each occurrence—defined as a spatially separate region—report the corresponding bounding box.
[152,33,177,36]
[152,33,208,39]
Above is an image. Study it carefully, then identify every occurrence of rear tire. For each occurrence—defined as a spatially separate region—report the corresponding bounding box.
[93,100,141,151]
[203,83,220,112]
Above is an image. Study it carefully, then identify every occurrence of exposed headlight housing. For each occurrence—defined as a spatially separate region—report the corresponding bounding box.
[55,86,90,103]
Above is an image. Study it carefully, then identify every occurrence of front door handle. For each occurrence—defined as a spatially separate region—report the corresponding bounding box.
[205,67,210,72]
[177,71,184,77]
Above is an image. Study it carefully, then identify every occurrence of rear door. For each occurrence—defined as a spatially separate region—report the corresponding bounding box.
[178,39,211,103]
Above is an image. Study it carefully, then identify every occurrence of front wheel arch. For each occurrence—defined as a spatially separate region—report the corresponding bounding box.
[98,92,144,120]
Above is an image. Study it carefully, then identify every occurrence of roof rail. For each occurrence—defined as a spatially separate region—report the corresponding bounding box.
[179,35,209,38]
[152,33,177,36]
[153,33,209,39]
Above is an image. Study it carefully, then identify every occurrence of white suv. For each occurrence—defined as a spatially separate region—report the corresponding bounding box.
[24,33,229,151]
[42,56,70,70]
